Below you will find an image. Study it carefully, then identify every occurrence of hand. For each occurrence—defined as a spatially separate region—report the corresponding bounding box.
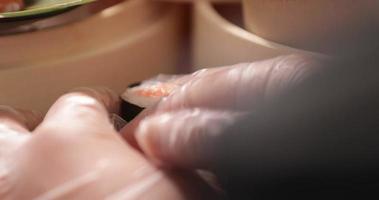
[0,88,216,199]
[122,54,379,199]
[121,55,323,169]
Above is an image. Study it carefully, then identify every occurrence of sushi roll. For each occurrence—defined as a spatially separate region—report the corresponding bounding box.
[0,0,24,13]
[120,75,185,121]
[120,82,145,122]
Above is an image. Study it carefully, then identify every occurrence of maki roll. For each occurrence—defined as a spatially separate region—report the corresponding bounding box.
[0,0,24,13]
[120,82,145,122]
[120,75,184,121]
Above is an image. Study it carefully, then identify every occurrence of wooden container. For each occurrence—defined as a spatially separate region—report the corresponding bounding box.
[192,0,316,69]
[242,0,379,55]
[0,0,187,111]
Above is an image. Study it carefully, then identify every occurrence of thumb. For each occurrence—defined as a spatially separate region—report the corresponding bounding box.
[135,108,242,169]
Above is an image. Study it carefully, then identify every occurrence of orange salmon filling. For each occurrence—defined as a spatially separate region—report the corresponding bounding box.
[134,83,177,97]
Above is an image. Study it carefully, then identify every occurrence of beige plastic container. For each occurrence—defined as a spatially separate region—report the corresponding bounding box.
[242,0,379,55]
[192,0,317,70]
[0,0,187,111]
[0,5,93,35]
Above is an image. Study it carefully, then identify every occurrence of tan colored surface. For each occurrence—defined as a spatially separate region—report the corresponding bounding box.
[242,0,379,55]
[192,1,316,69]
[0,0,23,12]
[0,5,93,35]
[0,0,186,111]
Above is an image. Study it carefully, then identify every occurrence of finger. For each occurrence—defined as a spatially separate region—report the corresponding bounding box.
[143,74,191,86]
[120,67,232,145]
[135,108,243,169]
[157,55,322,112]
[39,87,120,133]
[120,71,225,114]
[71,87,121,114]
[0,106,42,133]
[0,106,42,156]
[122,55,323,145]
[120,62,251,144]
[132,67,230,93]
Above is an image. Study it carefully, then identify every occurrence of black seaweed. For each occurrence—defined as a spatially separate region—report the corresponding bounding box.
[120,82,144,122]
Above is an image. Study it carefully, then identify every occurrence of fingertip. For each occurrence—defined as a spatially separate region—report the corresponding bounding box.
[135,117,153,154]
[70,87,120,114]
[135,115,166,164]
[41,87,121,134]
[134,109,233,169]
[136,112,187,164]
[48,92,107,118]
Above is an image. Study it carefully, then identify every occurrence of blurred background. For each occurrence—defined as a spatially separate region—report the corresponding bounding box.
[1,0,378,111]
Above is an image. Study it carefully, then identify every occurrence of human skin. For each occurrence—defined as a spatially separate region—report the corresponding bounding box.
[121,55,324,168]
[121,53,379,199]
[0,88,216,200]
